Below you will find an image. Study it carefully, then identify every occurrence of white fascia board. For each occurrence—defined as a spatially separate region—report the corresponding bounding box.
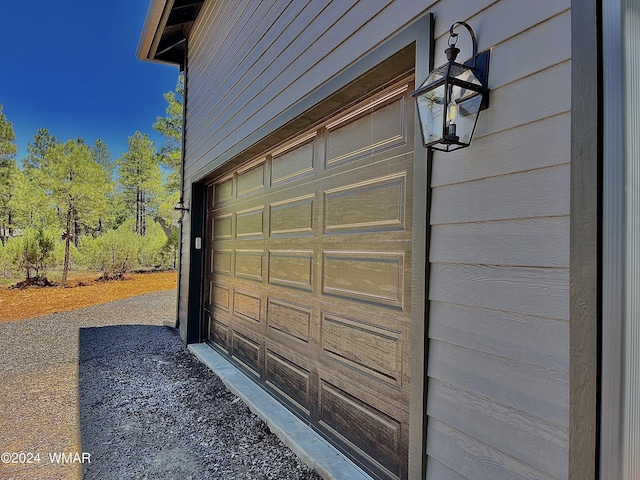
[137,0,169,62]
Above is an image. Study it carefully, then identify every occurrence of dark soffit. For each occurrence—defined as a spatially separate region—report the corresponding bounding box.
[154,0,203,66]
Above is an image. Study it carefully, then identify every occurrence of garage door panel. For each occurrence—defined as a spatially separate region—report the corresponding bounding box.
[236,206,266,239]
[269,195,315,237]
[319,378,407,478]
[237,160,266,198]
[271,137,315,186]
[266,297,312,345]
[319,148,414,183]
[212,250,232,276]
[213,175,234,205]
[321,312,403,388]
[268,250,314,291]
[208,312,230,352]
[232,288,263,324]
[265,346,313,413]
[317,309,411,405]
[322,251,405,309]
[325,87,409,170]
[231,328,262,376]
[324,172,407,234]
[210,282,231,311]
[213,214,233,240]
[234,249,264,282]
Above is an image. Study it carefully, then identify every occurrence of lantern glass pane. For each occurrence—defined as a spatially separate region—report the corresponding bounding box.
[420,63,449,88]
[451,64,483,87]
[416,84,445,146]
[448,86,483,145]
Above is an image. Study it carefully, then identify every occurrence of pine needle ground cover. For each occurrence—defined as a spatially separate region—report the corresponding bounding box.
[0,271,177,322]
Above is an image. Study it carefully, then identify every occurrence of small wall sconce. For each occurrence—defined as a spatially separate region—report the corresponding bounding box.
[174,200,189,222]
[412,21,491,151]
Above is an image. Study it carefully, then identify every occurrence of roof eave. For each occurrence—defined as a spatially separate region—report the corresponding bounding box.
[137,0,173,63]
[138,0,204,67]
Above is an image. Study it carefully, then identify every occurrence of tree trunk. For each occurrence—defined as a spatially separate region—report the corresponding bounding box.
[74,211,80,248]
[135,187,147,236]
[61,206,72,287]
[141,191,146,236]
[136,186,143,235]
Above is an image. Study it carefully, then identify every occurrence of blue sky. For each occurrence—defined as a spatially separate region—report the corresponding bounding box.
[1,0,180,162]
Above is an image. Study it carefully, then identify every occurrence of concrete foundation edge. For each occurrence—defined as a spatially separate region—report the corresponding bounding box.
[188,342,372,480]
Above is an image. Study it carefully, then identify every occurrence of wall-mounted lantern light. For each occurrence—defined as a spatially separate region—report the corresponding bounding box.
[174,199,189,223]
[412,21,490,151]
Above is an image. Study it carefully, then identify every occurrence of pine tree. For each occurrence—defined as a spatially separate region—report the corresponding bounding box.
[90,138,114,233]
[0,105,18,245]
[11,163,56,231]
[116,132,162,236]
[0,105,17,163]
[41,139,109,286]
[91,138,114,182]
[24,128,59,177]
[153,74,183,192]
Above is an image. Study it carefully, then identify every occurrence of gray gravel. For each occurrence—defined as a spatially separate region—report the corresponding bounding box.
[80,325,322,480]
[0,291,322,480]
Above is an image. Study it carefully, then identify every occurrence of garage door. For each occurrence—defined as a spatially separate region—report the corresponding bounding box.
[204,78,414,479]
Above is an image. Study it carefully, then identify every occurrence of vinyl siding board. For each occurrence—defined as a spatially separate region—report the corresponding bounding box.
[427,418,558,480]
[430,263,569,321]
[487,10,571,89]
[425,458,467,480]
[429,302,570,374]
[428,340,569,429]
[187,1,358,172]
[189,1,319,137]
[429,0,570,70]
[188,1,278,97]
[430,217,569,268]
[428,379,569,479]
[177,231,191,338]
[431,112,571,187]
[189,1,246,81]
[475,60,571,138]
[431,165,570,225]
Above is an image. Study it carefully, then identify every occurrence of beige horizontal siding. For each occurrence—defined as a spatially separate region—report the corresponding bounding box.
[431,112,570,187]
[428,379,568,477]
[427,418,559,480]
[425,1,571,479]
[429,302,569,373]
[430,217,569,268]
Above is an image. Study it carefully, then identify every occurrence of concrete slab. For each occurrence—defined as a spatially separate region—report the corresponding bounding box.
[189,343,372,480]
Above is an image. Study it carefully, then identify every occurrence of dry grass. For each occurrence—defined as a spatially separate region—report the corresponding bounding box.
[0,271,178,323]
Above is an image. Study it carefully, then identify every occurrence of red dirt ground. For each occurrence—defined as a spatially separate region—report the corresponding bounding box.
[0,271,178,323]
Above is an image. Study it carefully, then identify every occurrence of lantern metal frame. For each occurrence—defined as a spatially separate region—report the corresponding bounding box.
[174,199,190,223]
[412,21,491,151]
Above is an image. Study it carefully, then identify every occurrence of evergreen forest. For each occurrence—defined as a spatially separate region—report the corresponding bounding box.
[0,75,184,286]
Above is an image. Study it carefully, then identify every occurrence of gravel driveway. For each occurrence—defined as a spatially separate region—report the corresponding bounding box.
[0,291,321,480]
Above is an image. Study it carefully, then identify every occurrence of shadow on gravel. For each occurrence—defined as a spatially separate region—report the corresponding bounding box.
[79,325,322,480]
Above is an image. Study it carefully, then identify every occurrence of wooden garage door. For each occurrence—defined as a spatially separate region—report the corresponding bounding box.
[204,79,414,480]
